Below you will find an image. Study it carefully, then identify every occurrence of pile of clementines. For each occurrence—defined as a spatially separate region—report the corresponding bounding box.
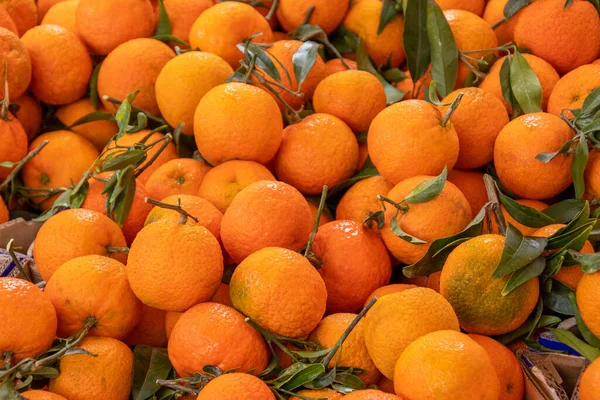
[2,0,600,399]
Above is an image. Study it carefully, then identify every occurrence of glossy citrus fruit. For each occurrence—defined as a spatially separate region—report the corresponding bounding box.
[145,158,211,200]
[21,391,67,400]
[576,271,600,338]
[162,0,214,43]
[196,372,275,400]
[436,0,484,15]
[363,283,417,308]
[579,357,600,400]
[0,26,30,99]
[0,0,37,36]
[336,176,394,225]
[41,0,78,36]
[447,169,488,218]
[277,0,349,34]
[548,64,600,118]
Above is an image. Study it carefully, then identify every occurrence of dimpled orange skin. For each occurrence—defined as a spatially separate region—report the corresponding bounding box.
[145,158,212,200]
[274,113,359,195]
[363,288,460,379]
[45,255,142,339]
[163,0,214,43]
[76,0,155,56]
[49,336,133,400]
[394,331,500,400]
[277,0,349,34]
[514,0,600,74]
[168,303,269,377]
[20,25,91,105]
[344,390,400,399]
[98,38,175,116]
[440,87,509,169]
[436,0,484,15]
[0,3,18,34]
[0,196,8,223]
[290,389,344,400]
[197,160,275,213]
[336,176,394,225]
[324,58,357,76]
[312,220,392,314]
[585,151,600,199]
[447,169,488,218]
[343,0,405,68]
[123,304,168,348]
[41,0,78,36]
[0,278,57,363]
[548,64,600,118]
[490,199,549,236]
[368,100,459,185]
[21,390,67,400]
[230,247,328,338]
[194,83,283,166]
[196,373,275,400]
[579,357,600,400]
[0,114,27,180]
[363,284,417,308]
[127,220,224,312]
[55,98,118,150]
[577,271,600,338]
[189,2,273,68]
[0,26,30,99]
[494,113,574,200]
[310,313,381,385]
[12,93,42,140]
[0,0,37,36]
[381,176,472,266]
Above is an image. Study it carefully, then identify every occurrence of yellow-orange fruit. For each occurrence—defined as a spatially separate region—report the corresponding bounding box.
[289,389,344,400]
[0,196,7,224]
[123,304,168,348]
[436,0,484,15]
[577,271,600,338]
[344,390,400,399]
[483,0,520,45]
[447,169,488,218]
[163,0,214,43]
[0,0,37,36]
[196,373,275,400]
[41,0,78,36]
[324,58,357,76]
[145,158,212,201]
[579,357,600,400]
[21,390,67,400]
[55,98,118,150]
[0,113,27,180]
[364,284,417,308]
[12,93,41,140]
[336,175,394,225]
[548,64,600,118]
[0,3,18,34]
[277,0,349,34]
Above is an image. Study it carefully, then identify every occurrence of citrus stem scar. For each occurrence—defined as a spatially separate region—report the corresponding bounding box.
[144,196,199,224]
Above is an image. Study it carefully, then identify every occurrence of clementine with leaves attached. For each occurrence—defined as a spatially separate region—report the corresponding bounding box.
[145,158,212,200]
[576,271,600,338]
[0,113,27,180]
[12,93,41,140]
[548,64,600,118]
[0,26,30,99]
[491,199,549,236]
[277,0,349,34]
[196,372,275,400]
[336,176,394,225]
[162,0,214,43]
[447,169,488,218]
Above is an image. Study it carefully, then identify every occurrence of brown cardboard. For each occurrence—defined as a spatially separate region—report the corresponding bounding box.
[0,218,43,283]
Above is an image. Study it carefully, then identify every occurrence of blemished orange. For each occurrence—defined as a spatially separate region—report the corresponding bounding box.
[98,38,175,116]
[363,284,417,308]
[436,0,484,15]
[312,220,392,314]
[20,25,91,105]
[440,234,540,335]
[0,26,30,99]
[343,0,405,68]
[579,357,600,400]
[380,176,472,265]
[49,336,133,400]
[0,113,27,180]
[12,93,41,140]
[494,112,574,200]
[585,150,600,199]
[55,98,118,151]
[363,287,460,379]
[127,219,223,311]
[33,208,128,281]
[548,64,600,118]
[162,0,214,43]
[194,82,283,166]
[336,176,394,225]
[189,2,273,68]
[289,389,344,400]
[313,70,386,133]
[168,302,269,377]
[123,304,168,348]
[277,0,349,34]
[483,0,519,45]
[394,330,500,400]
[164,311,182,340]
[368,100,459,184]
[274,113,359,195]
[0,3,18,34]
[344,390,400,399]
[75,0,155,56]
[513,0,600,74]
[145,158,211,200]
[41,0,78,36]
[196,373,275,400]
[211,282,233,307]
[0,277,57,363]
[491,199,550,236]
[324,58,357,76]
[197,160,275,213]
[469,334,525,400]
[21,391,67,400]
[220,180,313,263]
[0,196,8,223]
[230,247,328,338]
[0,0,37,36]
[576,271,600,338]
[155,51,233,136]
[447,169,488,218]
[440,87,509,169]
[36,0,65,20]
[45,255,142,339]
[310,313,381,385]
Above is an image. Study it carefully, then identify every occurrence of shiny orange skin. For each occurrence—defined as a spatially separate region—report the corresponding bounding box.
[196,372,275,400]
[289,389,344,400]
[447,169,488,218]
[324,58,357,76]
[483,0,520,45]
[368,100,459,184]
[363,284,417,308]
[336,176,394,225]
[579,357,600,400]
[145,158,212,200]
[21,391,67,400]
[548,64,600,118]
[343,389,400,399]
[41,0,78,37]
[45,255,142,339]
[33,208,128,281]
[277,0,349,34]
[576,271,600,338]
[168,302,269,377]
[0,0,37,36]
[21,25,91,105]
[123,304,168,348]
[164,310,182,340]
[0,3,17,34]
[163,0,214,43]
[76,0,155,56]
[0,277,57,363]
[0,114,27,180]
[490,199,549,236]
[12,93,41,140]
[0,196,7,223]
[230,247,328,338]
[494,112,574,200]
[436,0,484,15]
[0,26,30,99]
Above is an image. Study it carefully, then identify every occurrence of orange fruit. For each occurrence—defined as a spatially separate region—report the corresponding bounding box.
[336,176,394,225]
[98,38,175,116]
[127,219,223,311]
[576,271,600,338]
[548,64,600,118]
[312,220,391,313]
[368,100,459,184]
[155,51,233,136]
[426,271,442,293]
[469,334,525,400]
[145,158,211,200]
[162,0,214,43]
[0,113,27,180]
[196,372,275,400]
[230,246,327,337]
[395,70,431,100]
[123,304,168,348]
[21,25,91,105]
[0,3,17,34]
[363,283,417,308]
[344,390,400,399]
[55,98,118,151]
[436,0,484,15]
[380,176,472,265]
[45,255,142,339]
[21,391,67,400]
[356,141,369,172]
[0,26,30,99]
[37,0,65,20]
[310,313,381,385]
[0,196,7,223]
[494,112,574,200]
[513,0,600,74]
[585,150,600,199]
[164,310,181,340]
[189,2,273,68]
[49,336,133,400]
[483,0,519,45]
[343,0,405,68]
[440,87,509,169]
[324,58,357,76]
[197,160,275,213]
[12,93,42,140]
[220,180,312,263]
[33,208,128,281]
[277,0,348,34]
[440,234,540,335]
[447,169,488,218]
[307,198,333,227]
[211,282,233,307]
[274,113,359,195]
[0,277,57,363]
[0,0,36,36]
[490,199,549,236]
[579,357,600,400]
[394,330,500,400]
[193,82,283,166]
[363,287,460,379]
[168,302,269,376]
[289,389,344,400]
[41,0,78,36]
[76,0,155,56]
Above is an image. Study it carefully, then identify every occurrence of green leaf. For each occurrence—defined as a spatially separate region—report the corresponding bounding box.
[356,38,405,104]
[542,280,575,315]
[303,367,336,390]
[427,80,442,105]
[498,190,555,228]
[564,0,574,8]
[89,61,102,109]
[69,179,89,209]
[281,364,325,391]
[547,222,594,251]
[292,41,320,92]
[569,293,600,348]
[502,256,545,295]
[492,224,548,278]
[426,0,458,97]
[543,252,565,281]
[527,297,544,339]
[499,56,522,118]
[404,166,447,204]
[536,139,574,163]
[494,315,561,344]
[403,0,430,82]
[567,251,600,273]
[154,0,171,36]
[33,188,73,222]
[549,328,600,362]
[152,34,189,47]
[132,346,172,400]
[543,199,587,223]
[572,138,589,199]
[0,161,16,168]
[109,166,137,227]
[390,211,427,244]
[333,372,366,390]
[575,86,600,123]
[67,111,115,129]
[510,50,542,113]
[382,68,407,82]
[272,363,312,388]
[504,0,534,19]
[237,43,281,83]
[114,91,139,139]
[327,157,379,196]
[101,149,147,172]
[378,0,399,34]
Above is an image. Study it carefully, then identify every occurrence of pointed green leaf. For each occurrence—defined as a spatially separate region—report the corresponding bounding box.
[498,190,555,228]
[547,222,594,251]
[504,0,534,19]
[569,292,600,347]
[66,111,115,129]
[542,280,575,315]
[155,0,171,35]
[426,0,458,97]
[303,367,336,390]
[237,43,281,83]
[510,50,542,113]
[101,149,147,172]
[356,38,405,104]
[502,256,545,295]
[404,0,431,82]
[132,346,172,400]
[69,179,89,209]
[572,138,589,199]
[114,91,139,139]
[575,86,600,123]
[493,224,548,278]
[390,212,427,244]
[152,34,189,47]
[567,250,600,273]
[543,199,587,223]
[89,62,102,109]
[549,328,600,361]
[536,139,574,163]
[281,364,325,391]
[404,166,447,204]
[292,41,320,91]
[494,315,561,344]
[527,297,544,339]
[333,372,366,390]
[378,0,399,34]
[499,56,522,118]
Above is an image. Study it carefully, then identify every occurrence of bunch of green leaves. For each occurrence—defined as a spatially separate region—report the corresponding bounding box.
[496,48,543,118]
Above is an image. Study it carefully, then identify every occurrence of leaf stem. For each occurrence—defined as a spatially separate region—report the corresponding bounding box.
[491,18,505,30]
[144,197,199,224]
[6,239,30,281]
[440,93,463,127]
[245,319,301,364]
[265,0,278,20]
[106,246,130,254]
[304,186,328,258]
[155,380,200,395]
[102,95,168,125]
[0,140,48,192]
[133,133,173,179]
